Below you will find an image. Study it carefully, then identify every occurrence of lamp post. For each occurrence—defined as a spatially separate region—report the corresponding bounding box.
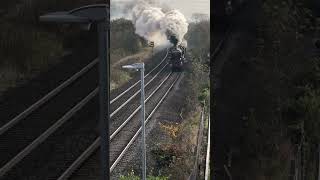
[122,63,146,180]
[40,4,110,180]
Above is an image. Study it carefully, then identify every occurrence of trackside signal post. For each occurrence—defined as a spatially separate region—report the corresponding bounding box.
[149,41,154,55]
[39,4,110,180]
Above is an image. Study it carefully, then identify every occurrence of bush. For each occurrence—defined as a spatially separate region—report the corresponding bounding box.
[198,87,209,106]
[119,170,169,180]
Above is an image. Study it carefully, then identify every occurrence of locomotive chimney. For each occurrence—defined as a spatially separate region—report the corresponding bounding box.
[169,35,179,47]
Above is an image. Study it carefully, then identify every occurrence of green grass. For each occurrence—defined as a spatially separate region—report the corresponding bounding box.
[119,170,169,180]
[111,70,132,90]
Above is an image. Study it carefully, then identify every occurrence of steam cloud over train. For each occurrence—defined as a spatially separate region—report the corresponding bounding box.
[128,0,189,71]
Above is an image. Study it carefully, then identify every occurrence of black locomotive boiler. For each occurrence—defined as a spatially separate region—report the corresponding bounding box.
[168,44,186,72]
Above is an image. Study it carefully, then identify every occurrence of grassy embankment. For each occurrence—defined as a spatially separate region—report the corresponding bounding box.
[110,18,150,90]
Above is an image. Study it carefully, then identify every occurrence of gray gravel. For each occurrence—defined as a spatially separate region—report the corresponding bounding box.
[110,73,187,179]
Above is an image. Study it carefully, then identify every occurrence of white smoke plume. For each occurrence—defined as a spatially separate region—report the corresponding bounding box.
[161,10,188,44]
[131,0,189,47]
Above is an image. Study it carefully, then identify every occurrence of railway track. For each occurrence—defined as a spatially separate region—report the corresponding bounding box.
[69,73,181,180]
[0,49,174,179]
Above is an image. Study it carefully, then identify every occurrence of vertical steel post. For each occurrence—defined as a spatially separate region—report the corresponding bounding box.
[205,116,210,180]
[98,21,109,180]
[140,63,146,180]
[318,144,320,180]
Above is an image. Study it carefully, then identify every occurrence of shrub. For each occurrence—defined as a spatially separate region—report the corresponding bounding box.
[119,170,169,180]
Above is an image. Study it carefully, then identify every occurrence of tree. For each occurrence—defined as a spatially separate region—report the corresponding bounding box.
[190,13,209,23]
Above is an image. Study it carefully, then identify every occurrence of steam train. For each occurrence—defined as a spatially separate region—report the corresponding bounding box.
[168,44,186,72]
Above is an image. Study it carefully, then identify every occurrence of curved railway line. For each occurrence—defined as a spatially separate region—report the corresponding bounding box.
[0,39,217,179]
[67,73,180,180]
[0,48,183,179]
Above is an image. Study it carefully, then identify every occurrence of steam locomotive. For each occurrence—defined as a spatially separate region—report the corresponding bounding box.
[168,44,186,72]
[167,35,186,71]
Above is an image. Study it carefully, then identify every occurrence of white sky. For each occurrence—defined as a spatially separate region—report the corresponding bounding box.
[111,0,210,21]
[166,0,210,19]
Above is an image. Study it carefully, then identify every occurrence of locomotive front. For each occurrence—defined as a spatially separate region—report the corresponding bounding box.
[168,35,186,72]
[169,46,183,71]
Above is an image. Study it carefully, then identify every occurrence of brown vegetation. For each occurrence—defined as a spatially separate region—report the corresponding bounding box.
[144,19,210,179]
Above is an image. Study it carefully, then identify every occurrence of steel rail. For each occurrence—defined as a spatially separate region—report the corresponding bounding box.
[57,72,174,180]
[110,63,168,117]
[0,49,168,136]
[110,49,168,104]
[0,88,98,177]
[110,72,171,139]
[205,115,210,180]
[0,50,169,178]
[110,73,180,172]
[0,59,98,136]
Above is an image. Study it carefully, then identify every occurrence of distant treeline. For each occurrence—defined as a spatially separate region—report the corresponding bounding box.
[111,18,146,53]
[185,19,210,65]
[110,18,147,64]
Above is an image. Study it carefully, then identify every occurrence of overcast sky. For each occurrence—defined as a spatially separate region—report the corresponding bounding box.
[167,0,210,19]
[111,0,210,21]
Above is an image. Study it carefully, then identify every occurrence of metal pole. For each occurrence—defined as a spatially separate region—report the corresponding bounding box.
[204,116,210,180]
[140,63,146,180]
[98,21,109,180]
[318,144,320,180]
